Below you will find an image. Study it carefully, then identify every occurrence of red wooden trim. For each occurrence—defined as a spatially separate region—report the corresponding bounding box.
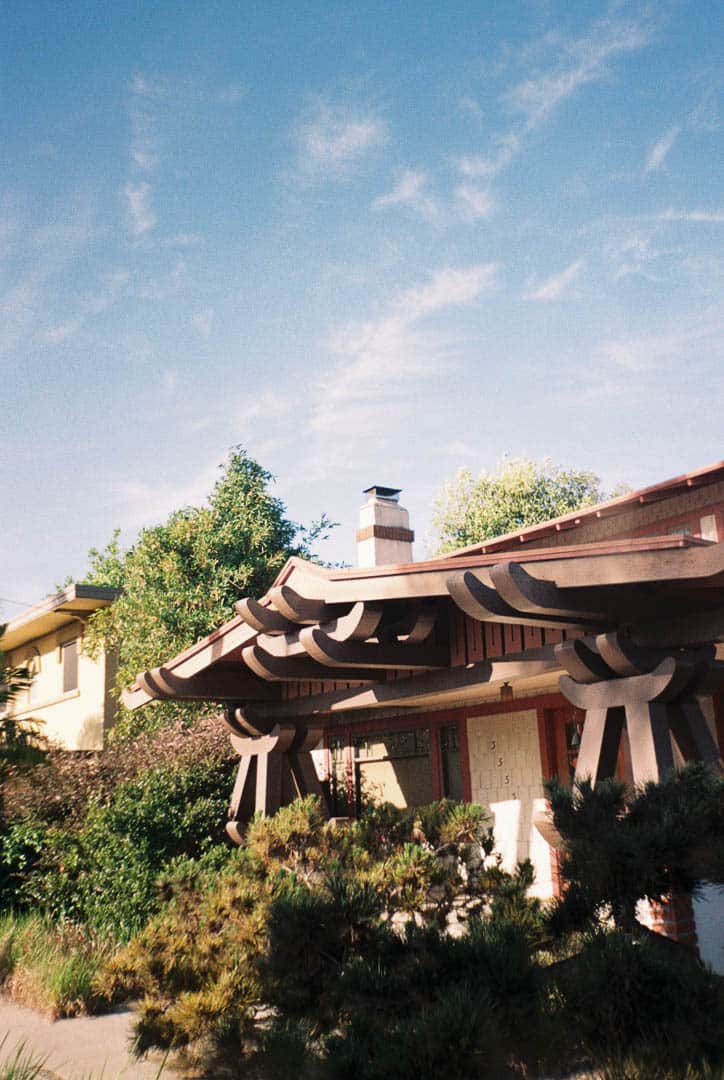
[536,706,560,897]
[537,707,555,779]
[458,713,472,802]
[450,604,466,667]
[429,724,443,801]
[465,614,484,663]
[485,622,503,657]
[712,692,724,757]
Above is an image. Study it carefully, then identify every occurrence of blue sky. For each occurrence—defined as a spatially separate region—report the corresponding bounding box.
[2,1,723,612]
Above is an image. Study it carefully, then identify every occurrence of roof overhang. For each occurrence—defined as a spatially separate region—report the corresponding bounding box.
[1,584,119,653]
[123,534,724,715]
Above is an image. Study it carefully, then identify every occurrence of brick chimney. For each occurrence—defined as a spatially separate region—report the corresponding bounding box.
[356,486,414,567]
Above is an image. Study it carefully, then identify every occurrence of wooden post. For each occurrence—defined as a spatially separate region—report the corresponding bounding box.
[224,715,326,844]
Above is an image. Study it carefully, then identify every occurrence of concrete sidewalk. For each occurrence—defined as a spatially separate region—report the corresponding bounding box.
[0,998,171,1078]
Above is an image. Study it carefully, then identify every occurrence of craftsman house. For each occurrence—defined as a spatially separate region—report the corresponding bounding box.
[1,584,119,750]
[124,463,724,970]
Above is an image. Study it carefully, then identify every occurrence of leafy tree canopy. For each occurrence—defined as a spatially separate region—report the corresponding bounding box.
[431,457,605,555]
[84,448,332,734]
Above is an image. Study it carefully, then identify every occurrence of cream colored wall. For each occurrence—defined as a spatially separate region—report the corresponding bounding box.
[7,627,113,750]
[466,710,553,899]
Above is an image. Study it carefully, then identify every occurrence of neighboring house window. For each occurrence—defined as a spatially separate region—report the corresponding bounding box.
[24,648,41,703]
[62,639,79,693]
[667,523,693,535]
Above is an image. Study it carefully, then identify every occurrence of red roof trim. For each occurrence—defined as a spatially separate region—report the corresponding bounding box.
[435,460,724,559]
[326,533,711,581]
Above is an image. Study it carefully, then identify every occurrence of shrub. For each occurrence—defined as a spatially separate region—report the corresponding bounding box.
[25,758,235,938]
[551,929,724,1078]
[0,714,233,830]
[97,797,549,1076]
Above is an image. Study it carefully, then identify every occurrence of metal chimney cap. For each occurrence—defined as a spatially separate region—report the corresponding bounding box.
[363,485,401,501]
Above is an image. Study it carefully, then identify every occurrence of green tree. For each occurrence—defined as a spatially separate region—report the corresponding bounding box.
[431,457,604,554]
[85,448,331,734]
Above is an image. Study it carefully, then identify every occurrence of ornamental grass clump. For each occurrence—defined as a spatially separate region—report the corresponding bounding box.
[0,913,112,1018]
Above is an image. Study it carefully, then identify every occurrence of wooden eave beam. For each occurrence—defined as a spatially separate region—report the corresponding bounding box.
[299,626,448,670]
[489,562,610,621]
[244,646,559,718]
[447,569,594,629]
[234,597,299,635]
[268,584,348,624]
[318,601,384,641]
[241,644,378,683]
[629,606,724,649]
[560,656,701,710]
[137,665,281,702]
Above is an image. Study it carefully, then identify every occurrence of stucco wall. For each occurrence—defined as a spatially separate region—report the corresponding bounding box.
[7,628,112,750]
[466,709,553,898]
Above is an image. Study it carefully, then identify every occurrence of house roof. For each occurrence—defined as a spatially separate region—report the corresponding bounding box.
[434,459,724,558]
[123,532,724,713]
[1,584,119,654]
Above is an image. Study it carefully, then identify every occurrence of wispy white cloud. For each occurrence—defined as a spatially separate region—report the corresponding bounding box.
[130,73,169,99]
[454,184,494,221]
[192,308,214,338]
[306,264,497,446]
[295,100,388,176]
[124,182,157,235]
[645,125,680,173]
[505,14,654,130]
[600,312,724,372]
[659,208,724,223]
[217,83,245,106]
[526,260,584,301]
[373,171,493,224]
[162,368,178,392]
[129,73,168,171]
[41,319,82,345]
[109,456,222,530]
[458,96,484,123]
[372,170,439,221]
[455,133,520,179]
[136,259,186,299]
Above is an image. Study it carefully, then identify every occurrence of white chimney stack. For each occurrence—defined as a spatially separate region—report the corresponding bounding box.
[356,486,414,567]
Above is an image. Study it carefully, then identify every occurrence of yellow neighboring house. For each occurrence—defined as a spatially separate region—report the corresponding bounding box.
[0,585,119,750]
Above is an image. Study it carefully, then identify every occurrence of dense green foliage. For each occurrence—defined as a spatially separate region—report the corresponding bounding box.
[84,447,331,733]
[99,796,552,1077]
[431,457,604,553]
[545,764,724,936]
[95,792,724,1079]
[0,718,236,939]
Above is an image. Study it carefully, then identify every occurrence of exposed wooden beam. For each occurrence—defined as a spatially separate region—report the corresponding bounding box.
[234,597,298,635]
[560,656,698,710]
[447,570,591,629]
[268,584,346,624]
[241,644,378,683]
[246,646,560,718]
[299,626,448,670]
[136,665,280,702]
[319,600,384,641]
[490,562,609,621]
[630,607,724,649]
[554,639,616,684]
